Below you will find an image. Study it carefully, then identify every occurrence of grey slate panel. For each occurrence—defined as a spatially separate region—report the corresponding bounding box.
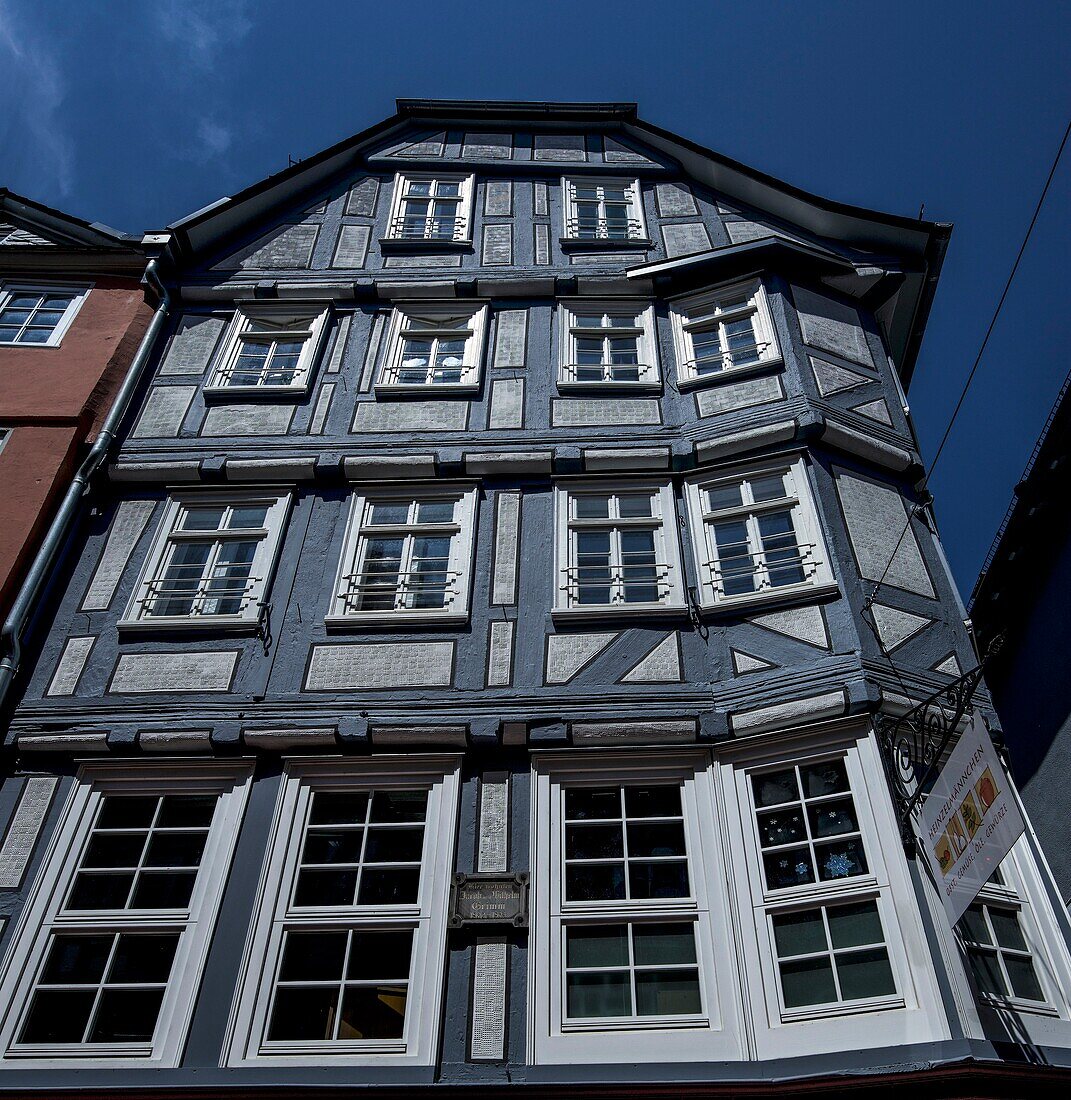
[344,177,379,216]
[655,183,699,218]
[487,621,515,686]
[463,133,511,159]
[309,383,335,434]
[484,180,512,216]
[533,181,549,216]
[491,492,521,605]
[793,285,875,368]
[111,651,238,693]
[489,378,525,429]
[332,224,370,268]
[552,398,660,427]
[81,499,156,610]
[306,642,454,690]
[696,374,783,416]
[534,223,551,265]
[353,400,468,432]
[0,778,58,888]
[661,222,712,257]
[46,636,95,695]
[202,404,295,436]
[482,224,513,266]
[215,223,319,270]
[493,310,527,368]
[534,134,585,161]
[131,386,195,439]
[159,314,225,376]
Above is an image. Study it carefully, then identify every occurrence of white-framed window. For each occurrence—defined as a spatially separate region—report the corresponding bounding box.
[385,173,474,244]
[529,750,742,1065]
[224,756,460,1068]
[204,303,330,395]
[378,302,488,393]
[562,178,646,242]
[329,485,478,625]
[684,458,833,610]
[0,760,251,1067]
[0,428,10,456]
[669,279,780,388]
[557,301,659,390]
[0,283,90,347]
[737,751,907,1023]
[120,492,291,631]
[554,483,685,616]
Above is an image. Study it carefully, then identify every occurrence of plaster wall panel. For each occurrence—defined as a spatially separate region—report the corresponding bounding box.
[0,778,58,888]
[305,642,454,690]
[158,315,225,376]
[793,285,875,368]
[696,374,783,416]
[81,500,156,610]
[353,400,468,432]
[46,636,95,696]
[131,386,195,439]
[661,223,712,257]
[202,404,295,436]
[552,398,660,427]
[111,651,238,693]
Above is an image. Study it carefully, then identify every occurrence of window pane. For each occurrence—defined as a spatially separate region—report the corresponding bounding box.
[416,500,455,524]
[763,849,815,889]
[108,933,180,984]
[302,829,364,865]
[772,909,827,958]
[364,826,424,863]
[181,507,226,532]
[827,901,884,950]
[959,905,992,945]
[309,791,369,825]
[566,925,628,968]
[632,923,697,966]
[836,947,895,1001]
[40,935,113,984]
[228,506,269,529]
[565,823,623,859]
[574,495,611,519]
[68,872,134,910]
[801,761,850,799]
[751,474,788,502]
[144,831,208,868]
[82,832,147,868]
[89,988,165,1043]
[618,494,653,518]
[1005,955,1044,1001]
[626,821,686,858]
[624,785,682,819]
[628,859,689,899]
[158,795,217,828]
[368,502,410,526]
[347,930,414,981]
[130,870,197,909]
[780,956,837,1008]
[20,990,96,1044]
[807,797,859,840]
[566,862,625,902]
[757,807,806,848]
[566,788,621,820]
[279,931,347,981]
[269,985,338,1041]
[357,867,421,905]
[989,908,1028,951]
[967,948,1008,996]
[814,837,868,881]
[752,769,800,807]
[98,796,158,829]
[339,985,408,1039]
[566,973,631,1018]
[294,868,359,907]
[635,970,701,1016]
[370,790,428,823]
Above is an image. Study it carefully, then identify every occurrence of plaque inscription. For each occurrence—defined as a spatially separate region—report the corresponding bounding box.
[449,872,529,928]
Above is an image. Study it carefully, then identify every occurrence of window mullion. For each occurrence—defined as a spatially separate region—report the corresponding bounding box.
[82,933,122,1044]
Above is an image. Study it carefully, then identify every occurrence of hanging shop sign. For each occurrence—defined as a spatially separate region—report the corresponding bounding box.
[920,716,1024,924]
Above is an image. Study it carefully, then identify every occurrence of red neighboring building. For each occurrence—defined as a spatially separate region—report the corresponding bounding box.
[0,190,150,617]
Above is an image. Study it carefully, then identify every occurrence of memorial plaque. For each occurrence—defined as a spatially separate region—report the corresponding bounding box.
[450,872,529,928]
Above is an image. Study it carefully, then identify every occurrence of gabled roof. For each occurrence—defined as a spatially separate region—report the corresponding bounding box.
[162,99,951,386]
[0,189,139,250]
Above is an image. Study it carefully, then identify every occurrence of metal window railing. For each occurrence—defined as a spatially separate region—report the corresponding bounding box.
[685,339,770,376]
[339,568,460,614]
[389,215,467,241]
[213,364,303,387]
[565,218,645,240]
[562,562,672,606]
[136,567,262,619]
[706,542,821,593]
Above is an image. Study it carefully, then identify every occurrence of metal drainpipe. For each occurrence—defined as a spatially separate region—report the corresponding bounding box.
[0,257,172,712]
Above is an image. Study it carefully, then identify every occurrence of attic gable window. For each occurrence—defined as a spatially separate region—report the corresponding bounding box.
[378,303,488,394]
[670,279,781,388]
[385,174,474,245]
[0,283,89,347]
[205,304,330,396]
[562,178,647,245]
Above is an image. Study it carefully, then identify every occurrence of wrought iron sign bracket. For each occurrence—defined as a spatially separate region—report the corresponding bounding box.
[874,640,1001,855]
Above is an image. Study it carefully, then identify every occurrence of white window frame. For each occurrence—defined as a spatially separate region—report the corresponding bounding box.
[0,429,10,457]
[669,278,781,389]
[529,749,743,1065]
[328,484,478,626]
[553,482,685,618]
[0,282,91,348]
[683,456,835,612]
[119,491,291,632]
[0,760,252,1069]
[385,173,475,245]
[561,177,647,243]
[556,300,659,391]
[203,303,330,396]
[223,755,461,1068]
[377,302,488,394]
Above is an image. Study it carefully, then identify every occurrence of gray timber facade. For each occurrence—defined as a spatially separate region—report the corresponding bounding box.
[1,101,1070,1096]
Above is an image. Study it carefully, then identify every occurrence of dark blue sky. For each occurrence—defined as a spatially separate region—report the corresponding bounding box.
[2,0,1068,597]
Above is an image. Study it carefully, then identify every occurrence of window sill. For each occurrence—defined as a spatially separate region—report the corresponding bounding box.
[551,603,688,622]
[977,994,1060,1018]
[778,994,905,1024]
[676,357,783,393]
[203,384,311,402]
[560,1014,709,1033]
[378,237,472,254]
[116,616,261,635]
[325,611,469,629]
[694,581,839,618]
[374,382,480,397]
[557,379,661,395]
[560,237,652,253]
